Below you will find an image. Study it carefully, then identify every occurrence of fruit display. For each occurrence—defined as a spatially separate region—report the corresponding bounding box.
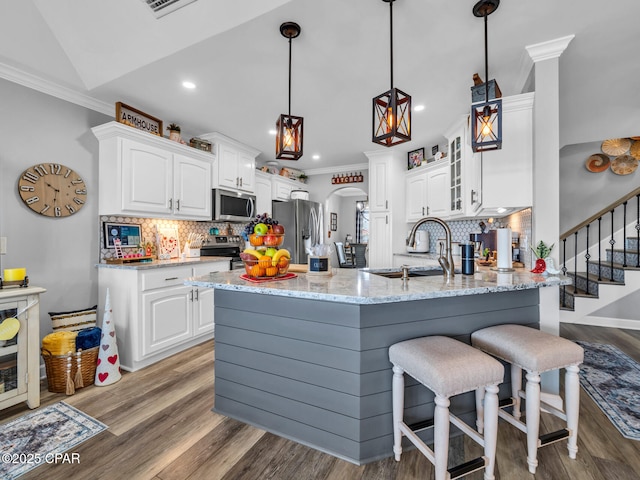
[244,213,285,247]
[240,248,291,278]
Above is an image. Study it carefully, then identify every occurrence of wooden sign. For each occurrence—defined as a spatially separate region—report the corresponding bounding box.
[115,102,163,136]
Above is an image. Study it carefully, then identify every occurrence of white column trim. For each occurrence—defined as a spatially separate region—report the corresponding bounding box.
[526,35,575,63]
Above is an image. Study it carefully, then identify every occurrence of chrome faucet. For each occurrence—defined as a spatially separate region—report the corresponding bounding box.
[407,217,455,278]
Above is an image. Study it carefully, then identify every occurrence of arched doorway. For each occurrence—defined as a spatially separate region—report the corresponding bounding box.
[324,186,368,267]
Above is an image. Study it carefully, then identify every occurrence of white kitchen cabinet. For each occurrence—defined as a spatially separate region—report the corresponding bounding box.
[405,161,449,222]
[427,162,449,217]
[93,122,213,220]
[473,93,534,216]
[254,171,273,216]
[405,169,427,222]
[271,175,303,201]
[0,287,45,411]
[366,150,405,268]
[202,132,260,194]
[98,260,228,372]
[369,155,391,212]
[368,211,392,268]
[444,92,534,218]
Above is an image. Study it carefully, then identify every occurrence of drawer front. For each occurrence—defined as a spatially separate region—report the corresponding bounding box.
[141,266,192,291]
[193,261,229,277]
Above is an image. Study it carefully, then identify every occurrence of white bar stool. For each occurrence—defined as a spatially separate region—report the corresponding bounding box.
[389,336,504,480]
[471,324,584,474]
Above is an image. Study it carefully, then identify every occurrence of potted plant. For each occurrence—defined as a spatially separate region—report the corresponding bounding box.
[298,173,308,183]
[167,123,181,142]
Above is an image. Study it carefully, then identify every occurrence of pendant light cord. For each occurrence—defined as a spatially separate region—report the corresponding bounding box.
[484,12,489,102]
[288,36,292,116]
[389,0,394,90]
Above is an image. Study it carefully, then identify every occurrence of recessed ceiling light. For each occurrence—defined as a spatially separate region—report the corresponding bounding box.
[268,129,277,135]
[182,81,196,89]
[414,104,425,112]
[312,154,320,160]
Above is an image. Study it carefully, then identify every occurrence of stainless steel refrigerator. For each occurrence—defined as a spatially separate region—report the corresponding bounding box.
[272,199,323,264]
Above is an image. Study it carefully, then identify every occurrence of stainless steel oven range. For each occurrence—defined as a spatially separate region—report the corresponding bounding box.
[200,235,243,270]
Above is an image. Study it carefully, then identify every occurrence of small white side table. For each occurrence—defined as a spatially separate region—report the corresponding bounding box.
[0,286,46,410]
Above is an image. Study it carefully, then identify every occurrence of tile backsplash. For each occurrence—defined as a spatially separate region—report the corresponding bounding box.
[99,216,245,261]
[413,208,532,269]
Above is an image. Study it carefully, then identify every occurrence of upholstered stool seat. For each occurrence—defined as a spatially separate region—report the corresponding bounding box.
[389,336,504,480]
[472,324,584,474]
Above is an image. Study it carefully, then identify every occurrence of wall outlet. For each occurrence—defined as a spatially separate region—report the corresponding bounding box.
[0,237,6,255]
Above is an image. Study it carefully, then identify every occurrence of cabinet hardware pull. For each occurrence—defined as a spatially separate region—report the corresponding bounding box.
[165,277,178,281]
[190,290,194,302]
[386,215,388,225]
[176,199,180,210]
[169,198,173,209]
[422,207,425,215]
[385,200,388,209]
[471,190,477,204]
[240,178,243,187]
[427,206,430,215]
[195,289,199,301]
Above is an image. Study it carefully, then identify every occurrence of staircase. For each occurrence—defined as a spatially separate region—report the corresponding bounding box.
[559,188,640,330]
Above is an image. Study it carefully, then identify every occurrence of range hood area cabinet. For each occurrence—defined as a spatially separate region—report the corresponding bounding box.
[444,92,534,218]
[92,122,212,220]
[200,132,260,194]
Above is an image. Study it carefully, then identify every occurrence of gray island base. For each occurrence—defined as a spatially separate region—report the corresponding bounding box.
[187,268,570,465]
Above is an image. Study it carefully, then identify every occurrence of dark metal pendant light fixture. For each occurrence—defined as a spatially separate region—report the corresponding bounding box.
[471,0,502,152]
[372,0,411,147]
[276,21,303,160]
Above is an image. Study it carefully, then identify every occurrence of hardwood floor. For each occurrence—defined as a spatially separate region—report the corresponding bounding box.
[2,324,639,480]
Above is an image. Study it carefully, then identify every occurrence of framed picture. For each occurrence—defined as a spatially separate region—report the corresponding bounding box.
[408,148,425,170]
[431,145,439,156]
[104,223,141,249]
[330,212,337,231]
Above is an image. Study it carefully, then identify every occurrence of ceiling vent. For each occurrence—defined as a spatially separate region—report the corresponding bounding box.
[142,0,198,18]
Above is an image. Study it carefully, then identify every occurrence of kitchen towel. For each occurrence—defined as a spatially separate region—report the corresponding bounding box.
[497,228,513,270]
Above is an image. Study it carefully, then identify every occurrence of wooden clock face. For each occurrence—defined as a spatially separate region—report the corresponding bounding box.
[17,163,87,218]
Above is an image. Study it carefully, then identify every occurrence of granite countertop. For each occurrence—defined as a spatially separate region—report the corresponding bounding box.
[185,266,571,305]
[95,256,232,270]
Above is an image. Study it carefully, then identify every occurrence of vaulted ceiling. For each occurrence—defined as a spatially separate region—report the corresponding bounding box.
[2,0,639,171]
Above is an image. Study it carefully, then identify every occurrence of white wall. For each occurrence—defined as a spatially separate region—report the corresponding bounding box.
[560,141,640,234]
[0,78,110,341]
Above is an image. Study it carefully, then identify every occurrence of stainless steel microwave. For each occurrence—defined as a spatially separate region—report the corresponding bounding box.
[212,188,255,222]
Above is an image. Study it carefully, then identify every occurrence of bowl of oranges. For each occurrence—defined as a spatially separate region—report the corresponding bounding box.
[241,248,291,279]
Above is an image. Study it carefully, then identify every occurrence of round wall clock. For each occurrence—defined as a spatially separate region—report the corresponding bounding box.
[17,163,87,218]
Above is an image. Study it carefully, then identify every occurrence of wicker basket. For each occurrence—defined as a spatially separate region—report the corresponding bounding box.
[42,347,99,393]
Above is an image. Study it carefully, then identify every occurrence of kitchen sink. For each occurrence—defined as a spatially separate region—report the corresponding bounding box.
[368,269,446,279]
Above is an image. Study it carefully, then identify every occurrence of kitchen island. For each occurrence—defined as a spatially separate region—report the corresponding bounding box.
[186,267,570,464]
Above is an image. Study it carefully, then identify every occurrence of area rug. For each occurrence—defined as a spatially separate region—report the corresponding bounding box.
[576,341,640,440]
[0,402,107,479]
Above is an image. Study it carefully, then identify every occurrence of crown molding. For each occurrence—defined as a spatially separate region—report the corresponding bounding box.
[0,61,112,116]
[304,162,369,176]
[526,35,575,63]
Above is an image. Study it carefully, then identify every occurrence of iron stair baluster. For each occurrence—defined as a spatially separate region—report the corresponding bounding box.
[623,201,628,267]
[562,238,567,307]
[574,232,578,292]
[598,217,602,281]
[585,224,590,296]
[636,194,640,268]
[610,210,615,282]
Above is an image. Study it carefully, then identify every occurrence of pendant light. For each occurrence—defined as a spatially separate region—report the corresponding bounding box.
[471,0,502,153]
[372,0,411,147]
[276,22,303,160]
